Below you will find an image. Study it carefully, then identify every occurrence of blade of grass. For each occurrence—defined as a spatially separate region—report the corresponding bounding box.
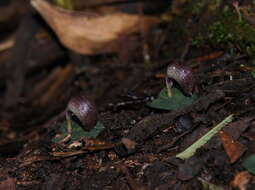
[176,114,234,160]
[198,178,224,190]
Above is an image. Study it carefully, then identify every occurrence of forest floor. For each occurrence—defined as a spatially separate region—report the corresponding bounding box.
[1,0,255,189]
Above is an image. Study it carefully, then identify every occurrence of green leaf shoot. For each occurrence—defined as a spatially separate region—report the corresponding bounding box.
[176,114,234,160]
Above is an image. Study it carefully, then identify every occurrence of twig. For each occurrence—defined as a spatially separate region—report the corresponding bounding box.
[156,130,191,153]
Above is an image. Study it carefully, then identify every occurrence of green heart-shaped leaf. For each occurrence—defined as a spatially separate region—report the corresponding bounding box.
[243,154,255,174]
[148,88,198,110]
[52,121,105,144]
[251,70,255,78]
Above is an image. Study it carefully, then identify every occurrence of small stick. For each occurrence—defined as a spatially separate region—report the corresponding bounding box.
[157,130,191,153]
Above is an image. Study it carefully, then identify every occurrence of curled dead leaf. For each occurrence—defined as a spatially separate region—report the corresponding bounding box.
[31,0,162,55]
[218,130,246,164]
[231,171,253,190]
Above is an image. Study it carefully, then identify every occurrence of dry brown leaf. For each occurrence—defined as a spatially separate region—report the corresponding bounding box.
[223,117,254,140]
[218,130,246,164]
[231,171,253,190]
[31,0,161,55]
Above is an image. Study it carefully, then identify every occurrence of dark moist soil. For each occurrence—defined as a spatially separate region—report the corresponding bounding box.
[1,1,255,190]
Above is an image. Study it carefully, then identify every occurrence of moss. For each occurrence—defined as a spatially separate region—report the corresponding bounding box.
[191,0,207,15]
[193,6,255,57]
[190,0,222,15]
